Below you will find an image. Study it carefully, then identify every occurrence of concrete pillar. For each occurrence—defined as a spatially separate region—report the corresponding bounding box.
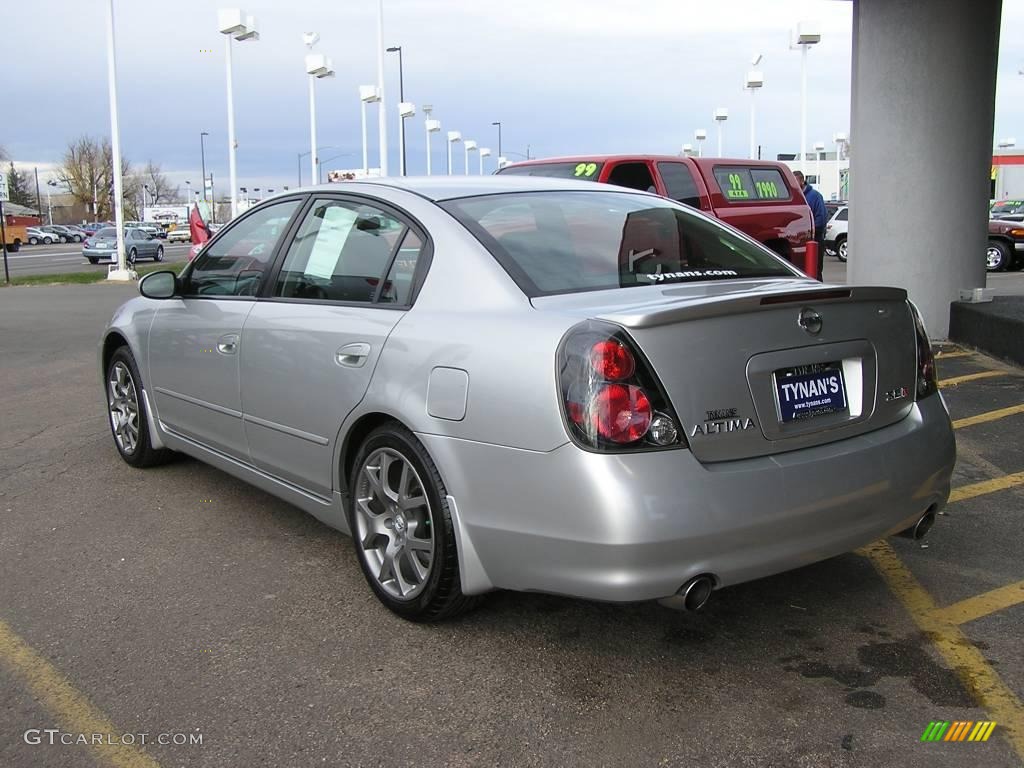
[848,0,1001,338]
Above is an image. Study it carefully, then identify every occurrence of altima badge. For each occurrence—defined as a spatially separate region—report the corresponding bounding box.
[798,307,823,335]
[691,416,756,437]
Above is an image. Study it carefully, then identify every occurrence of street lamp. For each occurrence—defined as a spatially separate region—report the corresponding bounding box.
[359,85,381,176]
[714,108,728,156]
[682,143,693,157]
[304,37,336,187]
[46,179,58,224]
[491,121,502,158]
[746,60,765,160]
[398,102,415,176]
[199,131,210,206]
[181,181,188,209]
[479,147,491,175]
[424,106,440,176]
[375,0,388,176]
[792,22,821,172]
[446,131,461,176]
[814,141,825,185]
[998,138,1016,149]
[218,8,259,220]
[386,45,407,174]
[833,132,848,199]
[463,140,477,176]
[694,129,707,158]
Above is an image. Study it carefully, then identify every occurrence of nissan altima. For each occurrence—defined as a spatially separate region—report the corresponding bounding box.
[99,176,955,621]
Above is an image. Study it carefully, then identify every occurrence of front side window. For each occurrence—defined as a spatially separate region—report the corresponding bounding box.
[185,199,301,297]
[274,199,419,304]
[443,191,797,298]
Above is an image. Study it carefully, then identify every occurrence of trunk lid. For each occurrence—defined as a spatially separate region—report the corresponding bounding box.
[534,279,918,463]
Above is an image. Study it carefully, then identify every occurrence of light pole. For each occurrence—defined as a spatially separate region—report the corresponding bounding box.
[463,140,477,176]
[792,23,821,173]
[479,147,491,175]
[424,105,440,176]
[375,0,388,176]
[682,144,693,157]
[104,0,129,279]
[46,180,57,224]
[714,108,728,156]
[746,58,764,160]
[814,141,825,186]
[446,131,461,176]
[694,129,707,158]
[200,131,209,206]
[359,85,380,176]
[491,121,502,158]
[833,132,847,199]
[398,102,415,175]
[386,46,407,174]
[218,8,259,220]
[181,181,188,211]
[304,35,336,186]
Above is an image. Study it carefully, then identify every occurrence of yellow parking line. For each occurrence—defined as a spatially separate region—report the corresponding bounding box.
[939,371,1006,388]
[859,541,1024,758]
[954,404,1024,429]
[0,619,160,768]
[937,350,973,360]
[949,471,1024,503]
[934,581,1024,626]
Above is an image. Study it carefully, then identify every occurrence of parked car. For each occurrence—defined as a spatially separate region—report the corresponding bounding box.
[166,227,191,243]
[100,177,954,621]
[40,224,84,243]
[824,206,849,262]
[824,200,847,221]
[82,222,110,237]
[498,155,813,268]
[987,219,1024,271]
[83,227,165,264]
[26,227,56,245]
[989,199,1024,220]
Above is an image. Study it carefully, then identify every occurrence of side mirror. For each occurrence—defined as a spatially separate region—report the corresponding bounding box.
[139,270,178,299]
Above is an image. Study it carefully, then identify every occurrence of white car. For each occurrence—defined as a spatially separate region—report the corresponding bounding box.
[166,228,191,243]
[26,227,56,245]
[824,206,849,262]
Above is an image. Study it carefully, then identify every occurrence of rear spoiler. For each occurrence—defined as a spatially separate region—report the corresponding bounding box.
[598,285,908,329]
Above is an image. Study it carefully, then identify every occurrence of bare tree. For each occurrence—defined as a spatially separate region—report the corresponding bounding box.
[143,160,177,205]
[57,135,140,221]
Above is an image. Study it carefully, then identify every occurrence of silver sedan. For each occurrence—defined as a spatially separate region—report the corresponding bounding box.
[99,177,955,621]
[83,227,165,265]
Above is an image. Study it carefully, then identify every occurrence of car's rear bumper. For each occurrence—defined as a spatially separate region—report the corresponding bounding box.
[419,395,955,602]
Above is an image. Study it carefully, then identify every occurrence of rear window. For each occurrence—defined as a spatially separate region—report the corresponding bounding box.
[498,161,604,180]
[96,228,116,238]
[713,166,793,202]
[442,191,796,298]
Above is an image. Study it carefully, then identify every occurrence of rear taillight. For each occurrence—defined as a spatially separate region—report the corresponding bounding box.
[83,240,90,248]
[558,320,684,452]
[909,302,937,399]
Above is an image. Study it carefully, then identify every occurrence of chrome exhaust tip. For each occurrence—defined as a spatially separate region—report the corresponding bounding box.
[658,574,715,612]
[897,509,937,540]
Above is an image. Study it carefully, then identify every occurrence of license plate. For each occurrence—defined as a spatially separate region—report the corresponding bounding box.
[775,363,847,422]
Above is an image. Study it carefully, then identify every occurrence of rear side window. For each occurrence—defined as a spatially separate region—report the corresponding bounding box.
[657,162,701,208]
[498,161,604,180]
[443,191,795,298]
[835,208,849,222]
[606,162,657,193]
[713,167,793,202]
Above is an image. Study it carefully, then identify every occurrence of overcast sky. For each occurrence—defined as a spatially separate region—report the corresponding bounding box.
[3,0,1023,194]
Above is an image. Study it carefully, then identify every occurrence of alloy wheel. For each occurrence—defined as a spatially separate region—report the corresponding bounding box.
[986,246,1002,270]
[838,240,848,261]
[108,361,140,455]
[353,448,435,600]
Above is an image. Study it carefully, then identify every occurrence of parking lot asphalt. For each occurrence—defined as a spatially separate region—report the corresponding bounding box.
[1,284,1022,768]
[2,242,192,277]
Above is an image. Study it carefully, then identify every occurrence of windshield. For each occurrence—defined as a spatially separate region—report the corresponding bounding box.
[991,200,1023,213]
[442,191,797,297]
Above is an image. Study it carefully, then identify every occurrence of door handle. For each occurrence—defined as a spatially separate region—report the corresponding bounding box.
[217,334,239,355]
[336,342,371,368]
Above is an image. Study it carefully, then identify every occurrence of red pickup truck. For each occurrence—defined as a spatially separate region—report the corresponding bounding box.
[498,154,813,267]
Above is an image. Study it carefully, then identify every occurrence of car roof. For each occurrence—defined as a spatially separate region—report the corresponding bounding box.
[501,154,792,169]
[284,175,655,202]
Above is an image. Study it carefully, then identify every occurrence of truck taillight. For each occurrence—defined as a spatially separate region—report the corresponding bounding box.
[558,320,684,452]
[909,302,937,399]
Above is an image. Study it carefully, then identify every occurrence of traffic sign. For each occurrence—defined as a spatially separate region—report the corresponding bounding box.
[0,171,9,202]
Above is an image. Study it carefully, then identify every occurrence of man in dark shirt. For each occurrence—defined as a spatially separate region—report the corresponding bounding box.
[795,171,827,280]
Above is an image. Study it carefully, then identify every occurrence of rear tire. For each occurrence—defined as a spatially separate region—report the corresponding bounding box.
[347,422,482,622]
[987,240,1011,272]
[128,248,137,266]
[87,257,99,264]
[154,246,164,262]
[29,237,38,245]
[105,347,173,468]
[836,236,848,263]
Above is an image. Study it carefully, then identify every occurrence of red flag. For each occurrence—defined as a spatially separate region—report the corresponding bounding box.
[189,203,211,249]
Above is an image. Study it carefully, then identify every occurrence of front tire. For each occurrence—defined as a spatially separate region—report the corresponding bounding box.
[348,422,481,622]
[987,240,1011,272]
[105,347,173,468]
[836,236,848,262]
[28,237,38,245]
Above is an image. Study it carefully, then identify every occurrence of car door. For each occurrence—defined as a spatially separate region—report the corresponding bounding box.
[239,196,428,498]
[147,198,303,459]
